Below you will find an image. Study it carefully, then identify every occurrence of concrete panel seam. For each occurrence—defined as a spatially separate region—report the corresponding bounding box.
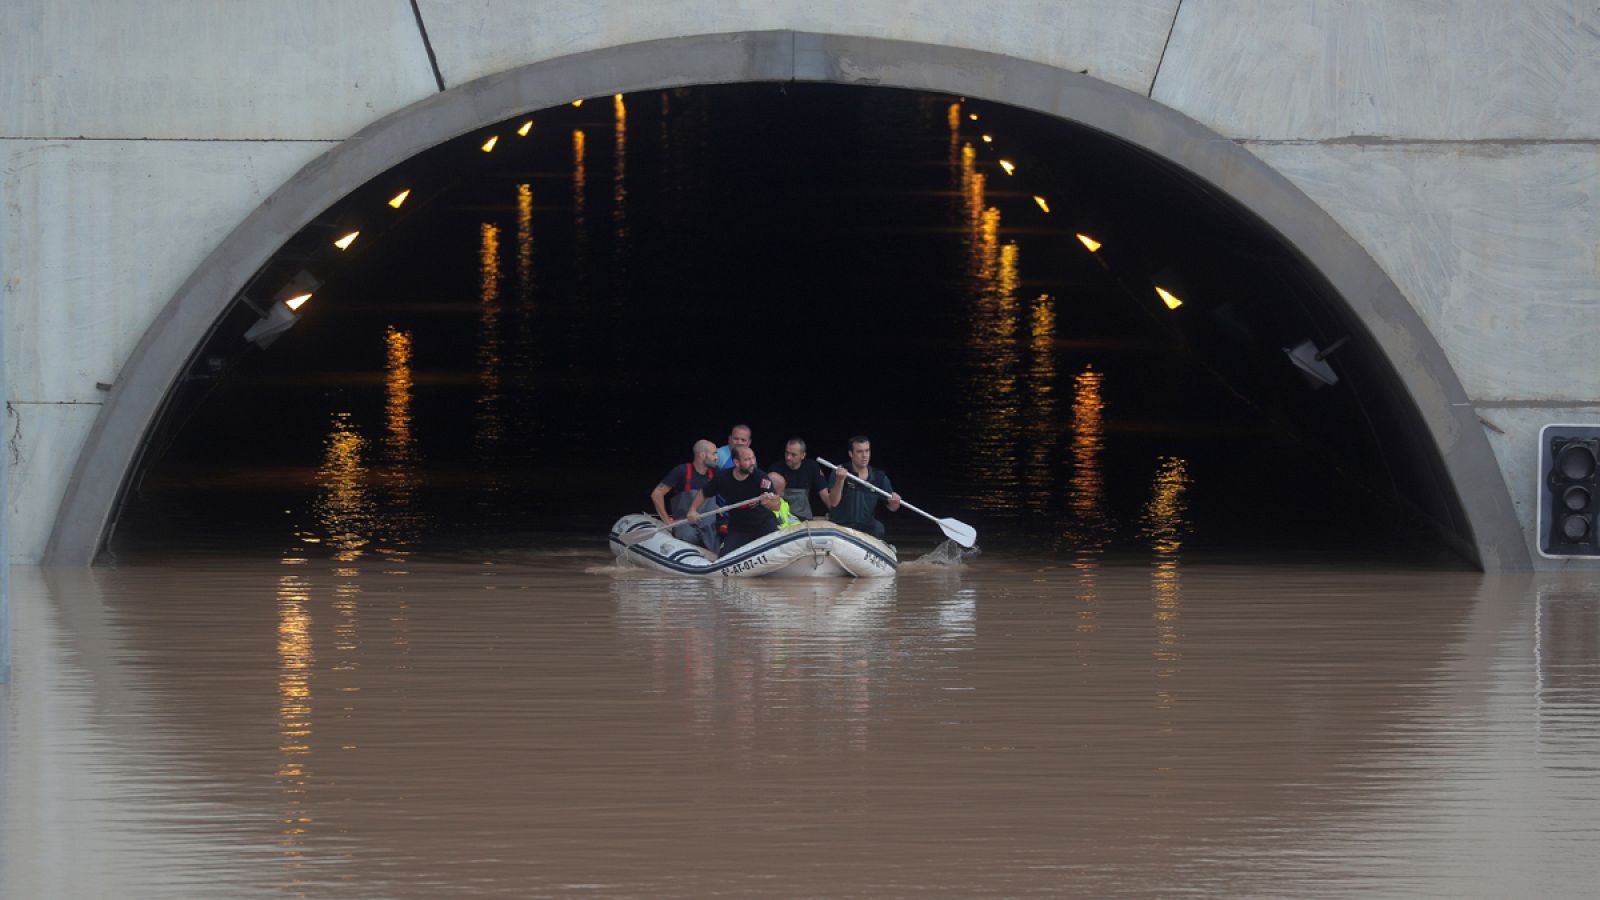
[6,402,18,468]
[1148,0,1184,99]
[409,0,447,92]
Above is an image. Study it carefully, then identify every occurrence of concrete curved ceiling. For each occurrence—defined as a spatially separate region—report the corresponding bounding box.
[44,31,1529,570]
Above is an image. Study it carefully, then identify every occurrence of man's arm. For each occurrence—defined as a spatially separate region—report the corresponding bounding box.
[879,472,901,512]
[824,466,846,509]
[650,483,673,521]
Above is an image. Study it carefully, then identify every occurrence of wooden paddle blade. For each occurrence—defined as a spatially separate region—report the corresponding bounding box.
[938,517,978,548]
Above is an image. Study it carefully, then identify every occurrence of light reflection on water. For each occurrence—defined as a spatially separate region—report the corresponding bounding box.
[5,558,1598,897]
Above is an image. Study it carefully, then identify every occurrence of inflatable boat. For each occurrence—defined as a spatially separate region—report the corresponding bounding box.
[609,513,897,577]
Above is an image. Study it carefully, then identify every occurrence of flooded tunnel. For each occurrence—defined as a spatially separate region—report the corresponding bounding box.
[109,83,1472,565]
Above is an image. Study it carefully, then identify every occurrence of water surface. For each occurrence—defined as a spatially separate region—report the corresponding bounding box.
[6,550,1597,897]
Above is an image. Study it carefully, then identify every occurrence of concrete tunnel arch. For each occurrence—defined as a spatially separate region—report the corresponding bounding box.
[42,31,1530,571]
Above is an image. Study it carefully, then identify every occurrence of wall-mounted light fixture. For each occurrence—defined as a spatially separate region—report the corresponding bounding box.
[1284,335,1349,388]
[243,270,322,348]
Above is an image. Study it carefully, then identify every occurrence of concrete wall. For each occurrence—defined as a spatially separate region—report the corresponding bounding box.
[4,1,1598,569]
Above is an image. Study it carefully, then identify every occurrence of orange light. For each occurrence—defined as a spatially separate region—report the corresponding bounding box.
[1156,286,1184,310]
[1033,196,1050,213]
[1076,233,1102,253]
[481,135,498,152]
[999,160,1016,175]
[981,134,993,143]
[517,120,532,137]
[285,293,312,312]
[333,231,359,250]
[571,99,583,108]
[968,113,979,121]
[388,189,410,209]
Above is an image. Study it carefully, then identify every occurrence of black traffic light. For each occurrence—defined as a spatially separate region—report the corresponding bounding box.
[1539,425,1600,557]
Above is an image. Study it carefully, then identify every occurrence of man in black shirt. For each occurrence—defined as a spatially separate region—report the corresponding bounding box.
[768,437,830,520]
[687,446,781,554]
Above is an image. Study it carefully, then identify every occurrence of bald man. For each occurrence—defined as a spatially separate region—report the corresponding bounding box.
[651,439,719,548]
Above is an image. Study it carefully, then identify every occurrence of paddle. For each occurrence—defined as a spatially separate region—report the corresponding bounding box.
[618,494,773,546]
[815,457,978,548]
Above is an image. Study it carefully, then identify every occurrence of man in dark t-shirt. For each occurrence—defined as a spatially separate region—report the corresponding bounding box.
[649,439,718,548]
[767,437,829,520]
[825,435,901,539]
[687,446,781,554]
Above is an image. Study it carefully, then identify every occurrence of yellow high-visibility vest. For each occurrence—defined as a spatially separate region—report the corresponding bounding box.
[775,498,801,528]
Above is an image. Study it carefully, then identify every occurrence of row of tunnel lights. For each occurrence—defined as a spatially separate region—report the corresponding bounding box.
[965,109,1184,312]
[246,94,1182,347]
[245,98,606,346]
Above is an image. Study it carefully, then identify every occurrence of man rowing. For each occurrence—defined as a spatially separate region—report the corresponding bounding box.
[687,446,782,554]
[824,435,901,539]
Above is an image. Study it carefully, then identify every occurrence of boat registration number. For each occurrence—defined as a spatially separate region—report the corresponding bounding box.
[722,554,770,575]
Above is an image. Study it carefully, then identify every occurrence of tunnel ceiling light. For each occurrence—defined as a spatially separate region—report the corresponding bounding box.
[388,189,411,209]
[1155,286,1184,310]
[517,120,532,137]
[981,134,993,143]
[481,135,499,153]
[968,113,979,121]
[333,230,359,251]
[1033,196,1050,213]
[999,160,1016,175]
[571,99,583,107]
[1076,233,1102,253]
[284,293,312,311]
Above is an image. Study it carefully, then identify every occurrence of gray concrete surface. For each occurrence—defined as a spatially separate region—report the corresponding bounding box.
[6,1,1599,571]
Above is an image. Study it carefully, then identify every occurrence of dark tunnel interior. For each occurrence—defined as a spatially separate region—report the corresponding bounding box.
[110,82,1473,566]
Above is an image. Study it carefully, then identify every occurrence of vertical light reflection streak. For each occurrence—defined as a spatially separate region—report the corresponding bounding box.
[572,129,588,272]
[381,325,421,550]
[511,182,539,402]
[1142,456,1191,714]
[476,223,503,453]
[315,411,372,563]
[1069,366,1109,633]
[1027,294,1058,514]
[515,183,534,296]
[612,94,628,240]
[957,138,1025,509]
[276,572,315,863]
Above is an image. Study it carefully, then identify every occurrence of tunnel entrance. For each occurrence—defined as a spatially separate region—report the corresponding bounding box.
[109,82,1470,565]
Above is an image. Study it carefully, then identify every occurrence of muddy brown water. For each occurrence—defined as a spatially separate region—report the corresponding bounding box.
[5,548,1598,897]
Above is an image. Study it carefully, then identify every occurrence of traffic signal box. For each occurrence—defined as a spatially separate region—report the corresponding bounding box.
[1538,424,1600,558]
